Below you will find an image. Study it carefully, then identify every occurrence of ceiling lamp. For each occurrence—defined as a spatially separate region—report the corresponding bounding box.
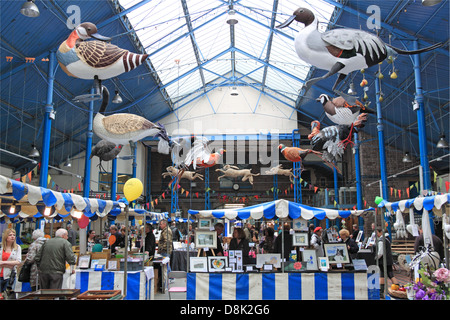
[28,144,40,158]
[437,135,449,148]
[112,91,123,104]
[402,152,412,163]
[347,82,356,95]
[226,9,238,25]
[422,0,442,6]
[20,0,40,17]
[64,157,72,167]
[230,86,239,96]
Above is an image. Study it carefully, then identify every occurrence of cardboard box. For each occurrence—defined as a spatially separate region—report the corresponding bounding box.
[91,252,110,260]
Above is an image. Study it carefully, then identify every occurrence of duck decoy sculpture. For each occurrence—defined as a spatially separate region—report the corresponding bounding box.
[316,91,374,126]
[89,139,123,172]
[277,8,443,91]
[57,22,149,102]
[278,143,339,173]
[93,86,171,154]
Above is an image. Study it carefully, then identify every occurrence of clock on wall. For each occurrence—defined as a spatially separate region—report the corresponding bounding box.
[232,183,240,191]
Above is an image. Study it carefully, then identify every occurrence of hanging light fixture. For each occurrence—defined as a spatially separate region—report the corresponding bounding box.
[437,135,449,148]
[64,157,72,167]
[422,0,442,6]
[226,9,238,25]
[9,202,16,214]
[20,0,40,17]
[230,86,239,96]
[112,90,123,104]
[347,82,356,95]
[43,206,52,217]
[28,144,40,158]
[402,152,412,163]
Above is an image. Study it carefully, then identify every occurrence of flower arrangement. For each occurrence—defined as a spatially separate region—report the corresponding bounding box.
[409,267,450,300]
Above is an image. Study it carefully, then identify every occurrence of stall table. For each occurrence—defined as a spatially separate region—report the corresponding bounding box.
[171,250,197,271]
[187,271,379,300]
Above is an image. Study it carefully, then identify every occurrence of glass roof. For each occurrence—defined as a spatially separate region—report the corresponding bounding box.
[118,0,336,106]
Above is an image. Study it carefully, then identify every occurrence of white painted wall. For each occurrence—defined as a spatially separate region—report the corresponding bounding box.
[160,85,298,137]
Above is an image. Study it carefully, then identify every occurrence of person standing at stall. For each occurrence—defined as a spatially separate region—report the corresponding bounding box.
[109,225,124,254]
[0,228,22,296]
[142,224,156,258]
[274,223,293,261]
[158,220,173,257]
[339,229,359,261]
[23,229,47,291]
[376,227,399,298]
[35,228,76,290]
[310,227,325,257]
[67,224,77,246]
[229,228,251,264]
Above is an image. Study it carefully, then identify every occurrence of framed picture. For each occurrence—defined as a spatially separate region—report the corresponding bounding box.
[256,253,281,268]
[208,256,228,272]
[107,259,120,271]
[326,228,339,243]
[292,218,308,231]
[292,232,309,246]
[302,249,318,270]
[195,230,217,249]
[318,257,329,271]
[78,255,91,269]
[324,243,350,264]
[190,257,208,272]
[355,230,363,243]
[198,218,212,230]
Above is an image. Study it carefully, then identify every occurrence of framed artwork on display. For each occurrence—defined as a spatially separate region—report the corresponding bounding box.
[256,253,281,268]
[292,232,309,246]
[198,219,212,230]
[190,257,208,272]
[318,257,329,271]
[302,249,318,270]
[195,230,217,249]
[292,218,308,231]
[208,256,228,272]
[324,243,350,264]
[78,255,90,269]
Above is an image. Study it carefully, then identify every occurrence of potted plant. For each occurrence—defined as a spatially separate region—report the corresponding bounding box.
[408,266,450,300]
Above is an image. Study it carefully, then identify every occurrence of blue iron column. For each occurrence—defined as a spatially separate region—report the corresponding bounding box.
[39,51,56,188]
[83,88,95,197]
[354,132,364,239]
[205,167,211,210]
[413,40,434,233]
[292,129,301,203]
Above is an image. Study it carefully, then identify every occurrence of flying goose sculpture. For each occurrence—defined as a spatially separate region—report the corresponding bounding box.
[277,8,443,91]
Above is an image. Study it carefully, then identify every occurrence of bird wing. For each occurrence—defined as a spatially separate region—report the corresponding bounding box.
[188,136,212,169]
[90,140,116,159]
[102,113,156,135]
[76,40,127,68]
[321,29,386,61]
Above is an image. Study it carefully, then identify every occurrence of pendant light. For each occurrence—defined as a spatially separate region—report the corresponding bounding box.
[28,144,40,158]
[402,152,412,163]
[20,0,40,17]
[64,157,72,167]
[437,135,449,148]
[230,86,239,96]
[112,91,123,104]
[226,9,238,25]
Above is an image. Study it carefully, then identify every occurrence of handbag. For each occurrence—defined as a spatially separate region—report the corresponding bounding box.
[18,261,31,283]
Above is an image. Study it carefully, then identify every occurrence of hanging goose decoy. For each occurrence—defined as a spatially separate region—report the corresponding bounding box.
[277,8,443,91]
[89,139,123,172]
[93,86,171,154]
[57,22,149,102]
[316,91,374,126]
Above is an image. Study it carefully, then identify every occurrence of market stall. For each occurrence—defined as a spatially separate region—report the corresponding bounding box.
[0,174,160,299]
[186,199,379,300]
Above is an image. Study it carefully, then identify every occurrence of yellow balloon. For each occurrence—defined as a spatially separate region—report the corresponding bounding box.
[123,178,143,202]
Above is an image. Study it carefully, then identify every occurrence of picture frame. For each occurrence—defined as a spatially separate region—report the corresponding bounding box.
[292,232,309,246]
[355,230,363,243]
[107,259,120,271]
[302,249,318,270]
[190,257,208,272]
[78,255,91,269]
[198,218,212,230]
[324,243,351,264]
[326,228,339,243]
[256,253,281,268]
[195,230,217,249]
[292,218,308,231]
[318,257,329,271]
[208,256,228,272]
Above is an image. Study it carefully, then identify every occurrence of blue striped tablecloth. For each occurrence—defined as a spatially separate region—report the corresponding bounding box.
[187,271,379,300]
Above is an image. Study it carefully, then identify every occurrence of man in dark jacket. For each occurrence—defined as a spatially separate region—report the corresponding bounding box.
[35,228,76,289]
[109,225,124,254]
[142,224,156,258]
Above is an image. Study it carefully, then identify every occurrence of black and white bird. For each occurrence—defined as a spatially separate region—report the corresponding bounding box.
[89,139,123,172]
[277,7,443,91]
[316,91,374,126]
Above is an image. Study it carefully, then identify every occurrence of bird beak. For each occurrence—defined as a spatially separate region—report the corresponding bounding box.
[315,98,321,102]
[276,15,296,29]
[90,33,111,41]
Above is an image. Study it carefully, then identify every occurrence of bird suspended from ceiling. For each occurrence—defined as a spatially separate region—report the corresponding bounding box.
[308,117,366,164]
[316,90,375,126]
[278,143,339,173]
[89,139,123,172]
[276,8,443,92]
[93,86,171,154]
[57,22,149,103]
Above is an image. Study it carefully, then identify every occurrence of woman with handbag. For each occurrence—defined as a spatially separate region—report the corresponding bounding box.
[23,229,47,291]
[0,228,22,298]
